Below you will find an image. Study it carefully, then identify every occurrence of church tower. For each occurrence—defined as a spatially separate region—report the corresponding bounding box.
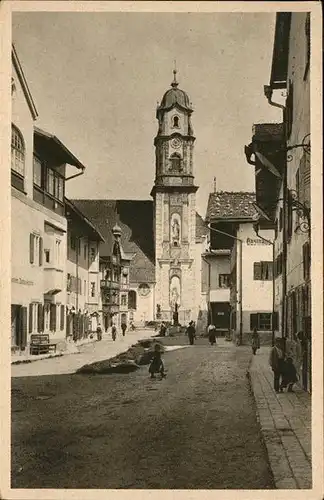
[151,70,198,324]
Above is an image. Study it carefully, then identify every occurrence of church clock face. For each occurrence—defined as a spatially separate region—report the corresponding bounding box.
[171,137,181,149]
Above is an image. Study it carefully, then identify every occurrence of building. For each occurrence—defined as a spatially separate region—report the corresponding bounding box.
[244,12,311,390]
[65,199,104,341]
[11,45,85,353]
[204,191,275,343]
[74,72,208,328]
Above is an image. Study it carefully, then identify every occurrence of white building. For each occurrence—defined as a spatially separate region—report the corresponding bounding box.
[11,45,85,353]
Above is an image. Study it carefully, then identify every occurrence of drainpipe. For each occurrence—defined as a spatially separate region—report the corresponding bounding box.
[264,85,285,110]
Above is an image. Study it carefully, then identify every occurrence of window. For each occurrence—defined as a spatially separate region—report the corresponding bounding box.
[90,247,96,262]
[84,243,87,260]
[90,282,96,298]
[128,290,137,310]
[121,294,127,306]
[11,125,25,178]
[70,234,76,251]
[303,242,311,281]
[113,269,119,282]
[104,267,112,281]
[45,250,50,263]
[122,273,128,285]
[46,168,55,196]
[253,261,273,280]
[67,273,72,292]
[33,156,42,187]
[219,274,230,288]
[250,313,272,331]
[55,240,61,267]
[172,116,179,128]
[170,153,182,171]
[304,13,310,81]
[29,233,43,266]
[274,253,283,278]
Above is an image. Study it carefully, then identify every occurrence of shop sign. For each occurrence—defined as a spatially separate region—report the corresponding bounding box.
[246,238,271,246]
[12,277,34,286]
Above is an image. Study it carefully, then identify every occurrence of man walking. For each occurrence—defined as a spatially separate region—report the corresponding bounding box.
[269,338,285,393]
[187,321,196,345]
[121,322,127,337]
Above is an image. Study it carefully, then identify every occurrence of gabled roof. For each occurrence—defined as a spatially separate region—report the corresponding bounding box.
[72,199,156,283]
[65,198,105,242]
[34,127,86,171]
[12,44,38,120]
[206,191,257,222]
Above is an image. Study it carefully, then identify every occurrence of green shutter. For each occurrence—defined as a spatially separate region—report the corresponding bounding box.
[29,303,33,333]
[250,313,258,330]
[253,262,261,280]
[20,307,28,348]
[39,237,43,266]
[29,234,34,264]
[60,304,65,331]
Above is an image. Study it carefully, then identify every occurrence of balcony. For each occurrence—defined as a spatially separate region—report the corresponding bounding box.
[44,268,64,295]
[100,279,120,290]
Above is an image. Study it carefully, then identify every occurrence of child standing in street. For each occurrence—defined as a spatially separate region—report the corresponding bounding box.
[280,357,299,392]
[149,344,166,379]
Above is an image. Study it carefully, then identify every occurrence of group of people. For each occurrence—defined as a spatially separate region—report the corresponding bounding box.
[269,337,298,393]
[96,321,136,342]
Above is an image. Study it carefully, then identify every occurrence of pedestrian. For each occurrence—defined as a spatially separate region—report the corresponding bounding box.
[187,320,196,345]
[280,356,299,392]
[269,338,285,393]
[159,321,167,337]
[251,327,260,355]
[96,323,102,341]
[121,322,127,337]
[149,344,166,379]
[207,323,217,346]
[111,323,117,341]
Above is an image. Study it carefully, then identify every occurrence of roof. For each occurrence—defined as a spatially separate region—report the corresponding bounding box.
[195,212,208,240]
[252,123,284,142]
[206,192,257,222]
[34,127,86,171]
[270,13,291,89]
[157,72,192,113]
[65,199,105,242]
[72,200,156,283]
[12,44,38,120]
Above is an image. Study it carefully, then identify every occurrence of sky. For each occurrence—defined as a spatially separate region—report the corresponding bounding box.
[12,12,281,216]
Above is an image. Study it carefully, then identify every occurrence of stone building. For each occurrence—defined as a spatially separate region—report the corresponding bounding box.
[244,12,311,390]
[74,72,208,328]
[11,45,85,353]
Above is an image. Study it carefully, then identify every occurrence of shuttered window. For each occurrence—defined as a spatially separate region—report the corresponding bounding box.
[37,303,43,332]
[30,234,34,264]
[29,303,33,333]
[250,314,258,330]
[254,262,273,280]
[250,313,272,331]
[39,237,43,266]
[50,304,56,332]
[253,262,261,280]
[60,305,65,331]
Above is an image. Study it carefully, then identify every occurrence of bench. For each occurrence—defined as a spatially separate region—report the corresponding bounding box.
[29,334,57,355]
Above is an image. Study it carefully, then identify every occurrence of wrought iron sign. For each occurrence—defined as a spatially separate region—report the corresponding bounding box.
[286,133,311,162]
[289,189,310,234]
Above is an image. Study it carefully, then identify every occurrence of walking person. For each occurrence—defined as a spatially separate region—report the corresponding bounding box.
[111,323,117,341]
[121,322,127,337]
[269,338,285,393]
[149,344,166,379]
[96,323,102,341]
[251,327,260,355]
[159,321,167,337]
[207,323,217,346]
[187,320,196,345]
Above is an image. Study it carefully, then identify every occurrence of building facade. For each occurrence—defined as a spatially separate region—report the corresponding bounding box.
[11,45,85,353]
[245,13,311,390]
[151,70,200,324]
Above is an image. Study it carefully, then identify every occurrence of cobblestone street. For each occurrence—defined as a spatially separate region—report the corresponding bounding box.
[12,337,275,489]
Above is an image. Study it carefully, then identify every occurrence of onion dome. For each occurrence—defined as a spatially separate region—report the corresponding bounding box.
[112,223,122,237]
[157,69,192,112]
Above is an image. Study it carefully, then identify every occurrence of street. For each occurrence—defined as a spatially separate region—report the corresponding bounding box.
[11,336,274,489]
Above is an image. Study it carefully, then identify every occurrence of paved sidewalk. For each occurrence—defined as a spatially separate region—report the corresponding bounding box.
[11,329,156,378]
[250,347,311,489]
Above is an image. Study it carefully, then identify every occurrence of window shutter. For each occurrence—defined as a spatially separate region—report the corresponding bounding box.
[50,304,56,331]
[253,262,261,280]
[29,234,34,264]
[37,304,43,332]
[60,304,65,331]
[29,303,33,333]
[66,312,70,335]
[20,307,28,348]
[287,192,293,240]
[250,313,258,330]
[303,154,310,207]
[39,237,43,266]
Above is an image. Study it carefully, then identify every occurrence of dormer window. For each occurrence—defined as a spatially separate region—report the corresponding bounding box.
[172,115,180,128]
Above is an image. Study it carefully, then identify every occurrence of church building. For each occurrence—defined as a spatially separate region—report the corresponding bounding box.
[74,71,208,328]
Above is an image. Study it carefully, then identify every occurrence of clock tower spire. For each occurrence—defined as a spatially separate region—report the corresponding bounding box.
[151,71,198,325]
